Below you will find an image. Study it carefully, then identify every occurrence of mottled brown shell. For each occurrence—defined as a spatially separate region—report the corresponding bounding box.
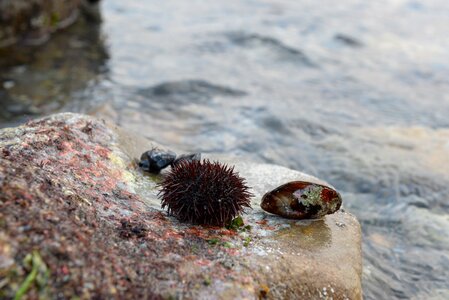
[261,181,342,219]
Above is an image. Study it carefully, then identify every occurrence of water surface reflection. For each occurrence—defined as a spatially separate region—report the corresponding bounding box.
[0,9,108,127]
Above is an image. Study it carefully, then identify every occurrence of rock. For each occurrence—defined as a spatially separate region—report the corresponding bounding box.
[0,0,94,48]
[0,113,362,299]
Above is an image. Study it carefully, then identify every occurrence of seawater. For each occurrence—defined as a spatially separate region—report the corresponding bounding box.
[1,1,448,299]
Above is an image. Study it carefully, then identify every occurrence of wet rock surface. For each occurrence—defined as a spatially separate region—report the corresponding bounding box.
[0,113,362,299]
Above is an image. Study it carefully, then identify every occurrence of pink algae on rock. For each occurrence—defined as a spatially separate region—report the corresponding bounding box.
[0,114,255,299]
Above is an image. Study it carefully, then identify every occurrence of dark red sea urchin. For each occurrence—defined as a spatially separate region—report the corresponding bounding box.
[158,159,253,226]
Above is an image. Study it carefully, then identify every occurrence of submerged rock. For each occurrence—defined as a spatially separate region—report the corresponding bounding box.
[0,1,106,127]
[0,0,98,48]
[0,113,362,299]
[261,181,342,219]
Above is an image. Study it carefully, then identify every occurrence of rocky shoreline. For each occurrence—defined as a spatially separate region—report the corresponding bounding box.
[0,113,362,299]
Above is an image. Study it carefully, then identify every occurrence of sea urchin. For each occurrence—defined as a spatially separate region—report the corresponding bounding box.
[158,159,252,226]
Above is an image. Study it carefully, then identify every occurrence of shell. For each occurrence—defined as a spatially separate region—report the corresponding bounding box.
[138,149,202,174]
[172,153,201,166]
[139,149,176,174]
[260,181,342,219]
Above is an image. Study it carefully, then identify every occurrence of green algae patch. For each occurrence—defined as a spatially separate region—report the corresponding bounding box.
[14,251,49,300]
[227,216,252,232]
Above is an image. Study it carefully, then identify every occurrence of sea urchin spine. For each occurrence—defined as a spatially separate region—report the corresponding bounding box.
[158,159,252,226]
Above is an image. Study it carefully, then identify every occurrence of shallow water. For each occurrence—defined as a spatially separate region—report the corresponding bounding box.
[1,0,449,298]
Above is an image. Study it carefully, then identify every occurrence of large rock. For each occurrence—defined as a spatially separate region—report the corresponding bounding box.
[0,113,362,299]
